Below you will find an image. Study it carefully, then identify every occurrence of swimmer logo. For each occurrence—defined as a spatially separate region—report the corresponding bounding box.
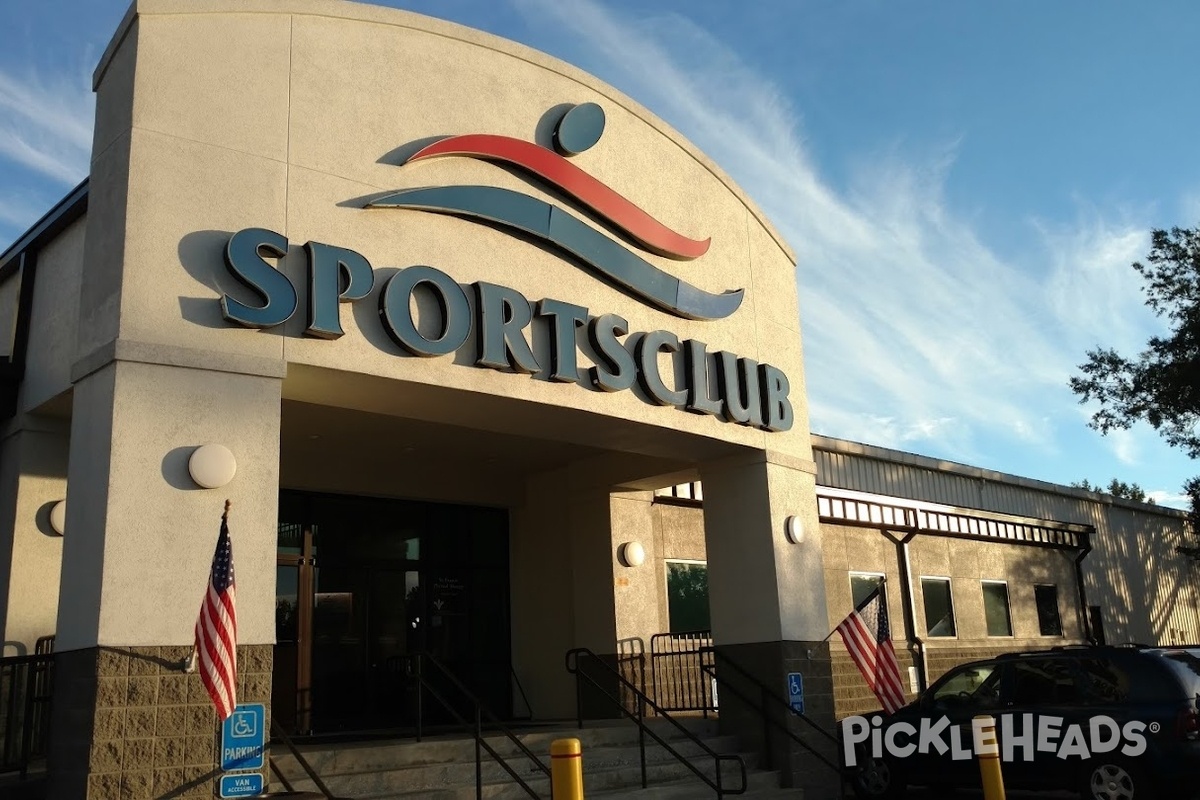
[369,103,744,321]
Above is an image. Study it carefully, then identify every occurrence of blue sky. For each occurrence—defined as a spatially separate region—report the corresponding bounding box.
[2,0,1198,506]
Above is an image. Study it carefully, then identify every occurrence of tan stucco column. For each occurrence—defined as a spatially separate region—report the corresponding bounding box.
[511,467,622,720]
[700,450,839,799]
[0,422,68,654]
[48,355,283,799]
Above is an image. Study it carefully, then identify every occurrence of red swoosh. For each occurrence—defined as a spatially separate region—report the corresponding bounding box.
[408,134,711,260]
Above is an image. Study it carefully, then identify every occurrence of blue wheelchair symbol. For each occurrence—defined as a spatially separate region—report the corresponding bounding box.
[788,674,802,696]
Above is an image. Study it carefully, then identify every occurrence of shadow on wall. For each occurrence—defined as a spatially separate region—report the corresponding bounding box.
[161,446,200,491]
[2,641,28,656]
[1127,509,1200,645]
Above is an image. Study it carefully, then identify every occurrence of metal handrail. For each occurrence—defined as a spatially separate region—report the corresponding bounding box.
[696,646,842,775]
[268,719,345,799]
[565,647,746,798]
[510,666,534,721]
[407,652,549,800]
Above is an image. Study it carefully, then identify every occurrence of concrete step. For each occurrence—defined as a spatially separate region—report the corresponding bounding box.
[271,718,718,776]
[375,754,777,800]
[276,740,757,798]
[591,773,806,799]
[269,718,789,799]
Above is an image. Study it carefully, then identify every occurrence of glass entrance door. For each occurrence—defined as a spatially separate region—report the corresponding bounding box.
[274,490,512,735]
[309,565,422,731]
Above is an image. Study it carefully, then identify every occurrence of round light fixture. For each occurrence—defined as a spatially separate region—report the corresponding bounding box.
[785,515,804,544]
[49,500,66,536]
[618,541,646,568]
[188,444,237,489]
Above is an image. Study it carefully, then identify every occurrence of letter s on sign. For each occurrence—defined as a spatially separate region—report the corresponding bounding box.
[222,228,297,329]
[1120,721,1147,757]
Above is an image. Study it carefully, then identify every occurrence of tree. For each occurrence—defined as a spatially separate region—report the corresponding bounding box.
[1069,478,1153,504]
[1069,225,1200,529]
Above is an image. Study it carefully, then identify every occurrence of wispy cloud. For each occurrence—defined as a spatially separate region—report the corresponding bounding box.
[0,196,41,230]
[1147,490,1190,510]
[0,63,93,241]
[1107,429,1140,466]
[0,67,92,176]
[511,0,1166,476]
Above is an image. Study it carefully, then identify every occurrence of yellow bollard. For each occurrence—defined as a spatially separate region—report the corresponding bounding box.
[550,738,584,800]
[971,715,1006,800]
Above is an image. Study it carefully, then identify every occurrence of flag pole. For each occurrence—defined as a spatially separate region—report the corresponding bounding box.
[180,499,232,674]
[822,576,887,642]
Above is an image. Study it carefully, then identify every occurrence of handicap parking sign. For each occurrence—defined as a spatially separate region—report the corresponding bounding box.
[220,704,266,771]
[787,672,804,714]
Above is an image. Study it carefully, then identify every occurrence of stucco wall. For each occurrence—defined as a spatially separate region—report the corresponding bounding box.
[0,427,69,653]
[83,0,810,467]
[20,216,87,414]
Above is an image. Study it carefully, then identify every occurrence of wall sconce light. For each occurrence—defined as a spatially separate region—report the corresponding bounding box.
[785,515,804,544]
[188,444,237,489]
[49,500,66,536]
[618,541,646,568]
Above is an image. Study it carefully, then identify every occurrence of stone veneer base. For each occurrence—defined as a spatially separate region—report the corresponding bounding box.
[47,644,272,800]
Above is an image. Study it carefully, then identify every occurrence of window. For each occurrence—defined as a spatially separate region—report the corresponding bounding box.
[1035,585,1063,636]
[1010,659,1079,705]
[850,573,884,609]
[981,581,1013,637]
[920,578,956,637]
[666,561,710,633]
[931,663,1001,710]
[655,482,703,502]
[1088,606,1106,645]
[1077,657,1130,704]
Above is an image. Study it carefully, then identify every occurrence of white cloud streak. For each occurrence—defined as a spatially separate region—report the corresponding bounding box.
[0,64,94,241]
[0,68,92,178]
[511,0,1166,474]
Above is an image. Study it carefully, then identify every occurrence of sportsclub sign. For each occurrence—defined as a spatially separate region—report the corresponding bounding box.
[216,103,794,432]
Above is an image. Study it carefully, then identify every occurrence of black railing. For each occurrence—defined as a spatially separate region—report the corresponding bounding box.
[616,636,646,715]
[511,666,534,721]
[650,631,716,714]
[566,647,746,798]
[0,651,54,777]
[268,719,346,799]
[697,646,843,785]
[406,652,549,800]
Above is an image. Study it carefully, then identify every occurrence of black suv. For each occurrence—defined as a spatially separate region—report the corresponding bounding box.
[848,645,1200,799]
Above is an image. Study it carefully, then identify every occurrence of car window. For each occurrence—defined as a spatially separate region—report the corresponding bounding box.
[931,663,1002,710]
[1159,650,1200,697]
[1010,659,1080,706]
[1077,657,1131,703]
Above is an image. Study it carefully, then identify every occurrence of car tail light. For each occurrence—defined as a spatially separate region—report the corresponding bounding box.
[1178,707,1199,740]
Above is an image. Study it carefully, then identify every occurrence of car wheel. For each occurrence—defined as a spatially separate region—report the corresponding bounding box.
[851,756,905,799]
[1081,759,1155,800]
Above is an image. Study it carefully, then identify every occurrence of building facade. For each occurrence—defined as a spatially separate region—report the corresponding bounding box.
[630,436,1198,719]
[0,2,1196,798]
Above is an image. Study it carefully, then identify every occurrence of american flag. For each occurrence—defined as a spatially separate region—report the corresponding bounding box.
[835,582,906,714]
[194,509,237,719]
